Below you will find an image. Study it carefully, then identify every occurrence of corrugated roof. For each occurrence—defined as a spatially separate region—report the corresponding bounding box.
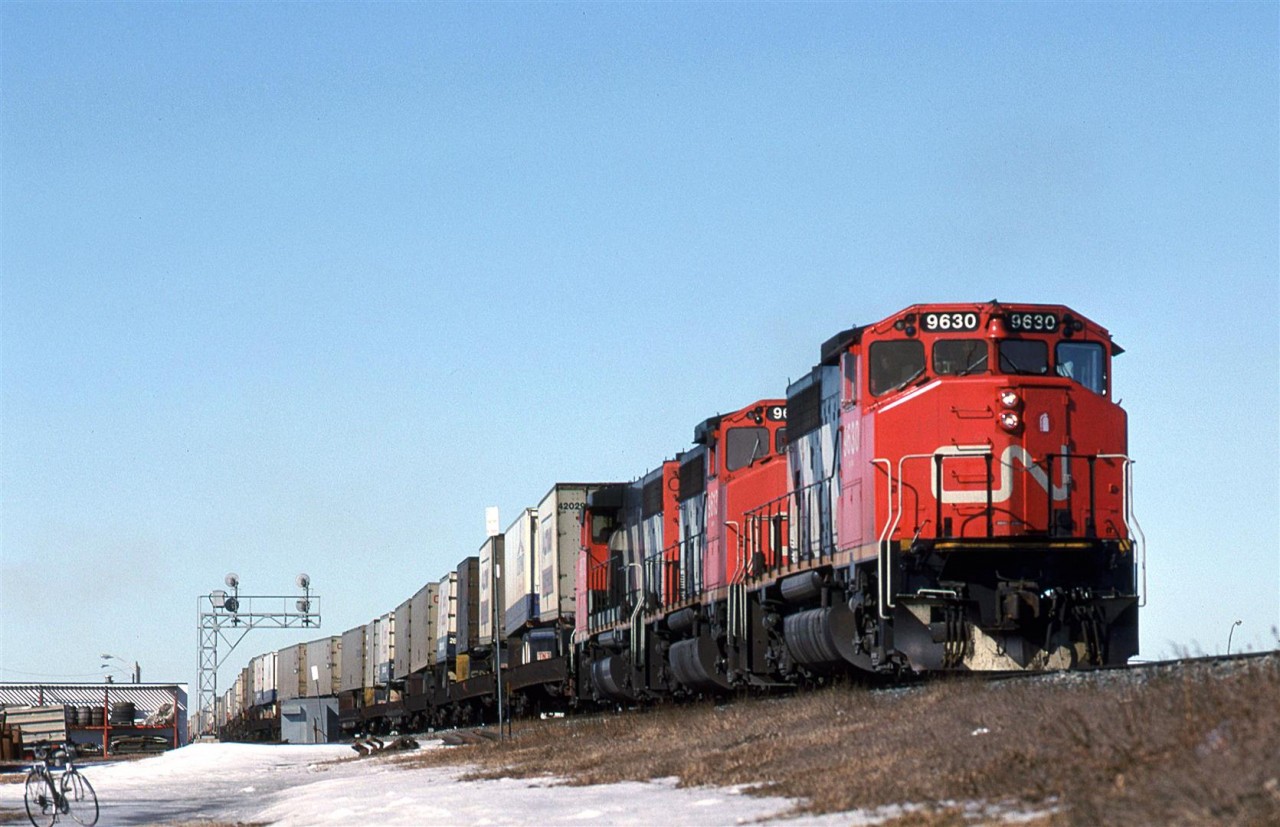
[0,683,187,717]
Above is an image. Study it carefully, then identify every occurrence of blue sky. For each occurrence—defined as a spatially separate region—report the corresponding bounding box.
[2,2,1276,695]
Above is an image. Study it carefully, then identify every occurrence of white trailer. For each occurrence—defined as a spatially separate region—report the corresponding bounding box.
[502,508,538,638]
[435,572,458,664]
[409,581,440,673]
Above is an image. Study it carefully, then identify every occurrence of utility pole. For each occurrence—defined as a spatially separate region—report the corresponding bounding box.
[486,507,505,741]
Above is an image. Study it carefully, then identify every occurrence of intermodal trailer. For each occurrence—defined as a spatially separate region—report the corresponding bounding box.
[478,534,504,652]
[408,581,440,674]
[304,635,341,698]
[393,596,413,684]
[502,508,538,639]
[278,643,307,702]
[435,572,459,675]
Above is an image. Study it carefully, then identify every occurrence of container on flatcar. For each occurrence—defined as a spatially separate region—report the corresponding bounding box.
[222,684,239,725]
[236,666,250,716]
[304,635,341,697]
[456,556,481,654]
[478,535,504,645]
[393,596,413,682]
[362,623,377,696]
[503,508,538,638]
[278,643,307,702]
[409,581,440,672]
[373,611,394,687]
[339,624,366,696]
[435,572,458,664]
[536,483,601,625]
[251,651,278,707]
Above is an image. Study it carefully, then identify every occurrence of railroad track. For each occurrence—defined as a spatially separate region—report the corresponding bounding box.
[960,648,1280,690]
[384,651,1280,746]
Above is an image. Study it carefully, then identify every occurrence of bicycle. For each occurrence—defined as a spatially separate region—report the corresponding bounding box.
[23,741,98,827]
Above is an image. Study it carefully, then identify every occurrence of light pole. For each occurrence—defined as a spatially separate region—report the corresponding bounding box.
[1227,620,1243,655]
[102,654,140,683]
[485,507,505,741]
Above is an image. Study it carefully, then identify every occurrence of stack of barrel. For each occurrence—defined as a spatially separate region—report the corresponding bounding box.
[67,705,106,728]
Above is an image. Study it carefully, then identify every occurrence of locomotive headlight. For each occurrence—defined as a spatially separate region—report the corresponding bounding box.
[998,411,1021,432]
[999,390,1022,409]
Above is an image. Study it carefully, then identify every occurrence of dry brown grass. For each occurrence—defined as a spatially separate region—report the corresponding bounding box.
[399,655,1280,825]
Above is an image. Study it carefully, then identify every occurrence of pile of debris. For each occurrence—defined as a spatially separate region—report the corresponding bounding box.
[351,735,419,756]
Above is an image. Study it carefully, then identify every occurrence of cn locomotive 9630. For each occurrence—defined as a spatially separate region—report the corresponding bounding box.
[212,301,1143,739]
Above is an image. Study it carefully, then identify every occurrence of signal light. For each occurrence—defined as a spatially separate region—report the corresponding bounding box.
[998,411,1021,432]
[999,390,1021,409]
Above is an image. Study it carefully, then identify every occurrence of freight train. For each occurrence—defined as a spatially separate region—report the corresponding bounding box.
[211,301,1144,740]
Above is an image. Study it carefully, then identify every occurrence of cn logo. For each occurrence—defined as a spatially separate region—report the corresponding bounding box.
[931,445,1069,504]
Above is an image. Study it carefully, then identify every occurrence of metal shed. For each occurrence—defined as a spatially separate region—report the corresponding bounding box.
[0,682,188,757]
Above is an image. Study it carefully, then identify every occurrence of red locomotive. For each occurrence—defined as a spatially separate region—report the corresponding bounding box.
[577,300,1141,702]
[576,398,790,700]
[745,300,1142,676]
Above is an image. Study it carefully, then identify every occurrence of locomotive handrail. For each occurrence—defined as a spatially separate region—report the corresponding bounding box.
[1098,453,1146,607]
[879,450,991,618]
[887,453,950,614]
[741,476,837,576]
[724,521,748,644]
[871,458,894,619]
[932,448,995,538]
[1041,452,1106,538]
[626,562,646,668]
[677,531,706,602]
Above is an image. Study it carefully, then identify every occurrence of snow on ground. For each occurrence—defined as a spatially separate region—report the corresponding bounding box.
[0,741,877,826]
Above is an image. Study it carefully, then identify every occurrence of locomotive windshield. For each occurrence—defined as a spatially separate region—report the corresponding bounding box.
[870,340,926,395]
[725,426,770,471]
[1056,341,1107,395]
[998,339,1049,375]
[933,339,988,376]
[867,319,1109,395]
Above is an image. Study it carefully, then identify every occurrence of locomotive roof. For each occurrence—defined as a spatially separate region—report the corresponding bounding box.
[818,300,1120,365]
[692,397,786,445]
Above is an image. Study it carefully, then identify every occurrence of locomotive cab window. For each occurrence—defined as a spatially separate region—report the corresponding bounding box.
[933,339,988,376]
[1056,341,1107,395]
[725,426,770,471]
[775,427,787,455]
[841,352,858,404]
[591,513,617,543]
[870,340,926,396]
[998,339,1049,375]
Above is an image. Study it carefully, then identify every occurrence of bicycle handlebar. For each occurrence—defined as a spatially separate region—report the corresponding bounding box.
[30,740,74,761]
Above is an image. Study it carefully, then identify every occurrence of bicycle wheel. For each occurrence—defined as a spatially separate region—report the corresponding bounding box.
[23,771,57,827]
[60,770,99,826]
